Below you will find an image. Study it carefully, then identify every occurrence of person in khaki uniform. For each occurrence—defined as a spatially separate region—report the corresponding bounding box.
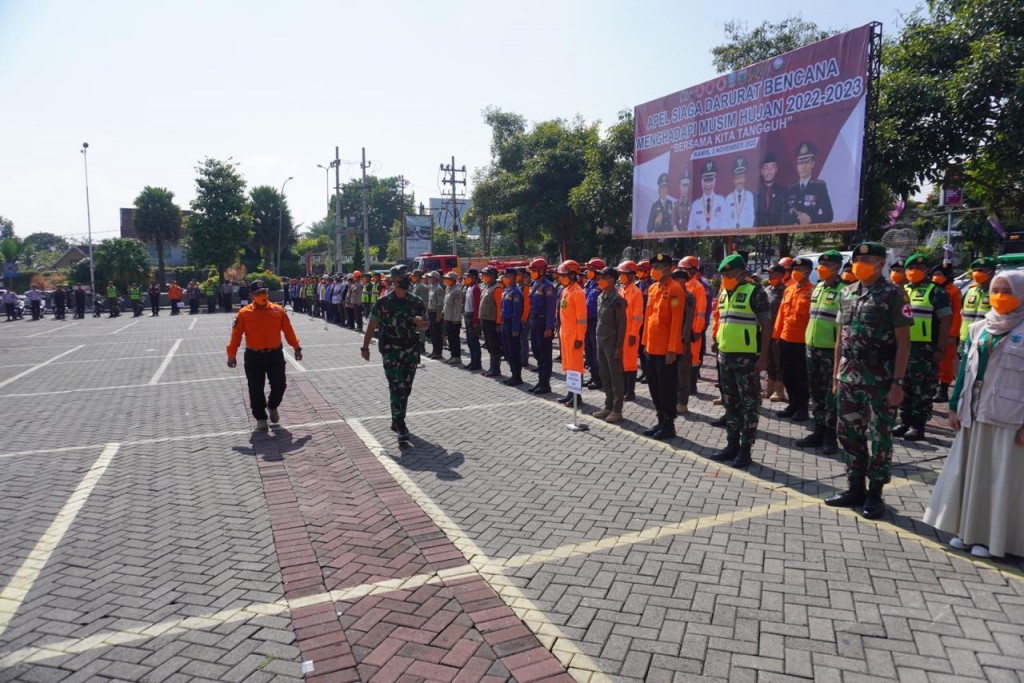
[593,267,627,423]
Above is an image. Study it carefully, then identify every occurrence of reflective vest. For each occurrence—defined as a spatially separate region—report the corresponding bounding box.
[905,283,936,343]
[129,287,141,300]
[204,285,215,297]
[106,286,117,299]
[361,281,372,303]
[960,283,990,341]
[369,283,379,303]
[716,283,758,353]
[805,281,842,349]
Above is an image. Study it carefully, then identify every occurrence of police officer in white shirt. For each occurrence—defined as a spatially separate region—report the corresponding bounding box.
[688,160,727,230]
[724,156,755,229]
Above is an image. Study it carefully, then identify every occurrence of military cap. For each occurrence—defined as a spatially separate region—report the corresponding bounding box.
[768,264,786,274]
[250,279,267,292]
[657,173,669,186]
[931,263,953,277]
[481,265,499,276]
[718,254,746,273]
[389,264,410,279]
[796,141,818,159]
[700,160,718,178]
[904,252,928,268]
[761,151,778,166]
[412,269,424,276]
[678,170,691,185]
[853,242,886,258]
[971,257,997,269]
[732,157,749,175]
[890,259,904,269]
[670,268,687,280]
[443,271,458,280]
[503,266,517,276]
[465,268,480,278]
[427,270,440,278]
[792,257,814,269]
[650,253,675,267]
[818,250,844,265]
[599,266,619,278]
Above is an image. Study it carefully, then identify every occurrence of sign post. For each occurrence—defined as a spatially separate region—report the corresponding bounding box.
[564,371,588,432]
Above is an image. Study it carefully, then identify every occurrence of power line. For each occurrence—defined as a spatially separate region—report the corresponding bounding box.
[440,156,466,261]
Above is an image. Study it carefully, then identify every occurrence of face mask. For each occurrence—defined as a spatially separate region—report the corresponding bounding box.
[990,293,1020,315]
[932,275,947,285]
[854,262,878,282]
[906,269,926,284]
[501,277,511,287]
[530,270,541,280]
[792,270,807,283]
[890,272,905,285]
[650,269,664,282]
[482,275,493,285]
[619,274,629,285]
[394,278,409,290]
[816,266,834,281]
[721,276,739,291]
[597,279,611,291]
[586,270,596,280]
[768,276,782,285]
[254,293,269,306]
[972,271,990,285]
[558,276,570,287]
[842,272,857,283]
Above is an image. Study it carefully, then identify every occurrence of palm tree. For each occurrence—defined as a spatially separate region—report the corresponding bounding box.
[94,238,150,291]
[133,186,182,286]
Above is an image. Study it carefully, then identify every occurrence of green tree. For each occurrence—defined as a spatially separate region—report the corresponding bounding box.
[711,17,837,72]
[132,186,182,286]
[93,238,150,290]
[248,185,294,271]
[333,176,414,257]
[184,158,252,282]
[0,237,22,265]
[0,215,14,240]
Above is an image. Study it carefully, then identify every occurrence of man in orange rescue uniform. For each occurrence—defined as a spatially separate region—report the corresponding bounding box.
[556,260,588,407]
[641,254,685,440]
[617,260,644,401]
[226,280,303,432]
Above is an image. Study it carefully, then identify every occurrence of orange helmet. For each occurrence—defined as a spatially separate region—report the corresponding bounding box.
[556,259,581,275]
[586,257,606,270]
[638,260,651,272]
[778,256,794,269]
[617,259,638,274]
[679,256,699,269]
[352,270,362,278]
[529,257,549,272]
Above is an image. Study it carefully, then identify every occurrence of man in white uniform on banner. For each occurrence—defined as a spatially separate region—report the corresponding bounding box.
[688,160,727,231]
[724,156,755,229]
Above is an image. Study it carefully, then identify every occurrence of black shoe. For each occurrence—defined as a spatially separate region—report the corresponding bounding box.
[825,477,866,507]
[892,423,910,437]
[530,385,552,395]
[638,376,648,385]
[822,432,839,456]
[482,371,498,378]
[397,422,411,441]
[777,405,797,419]
[791,410,809,422]
[557,394,575,405]
[623,393,636,402]
[795,428,825,448]
[710,440,740,462]
[731,446,752,469]
[504,378,524,387]
[860,481,885,519]
[642,424,661,436]
[651,427,676,440]
[710,415,727,427]
[390,420,398,433]
[903,426,926,441]
[934,384,950,402]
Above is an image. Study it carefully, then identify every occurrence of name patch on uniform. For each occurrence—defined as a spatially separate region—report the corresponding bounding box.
[825,291,837,303]
[670,297,680,307]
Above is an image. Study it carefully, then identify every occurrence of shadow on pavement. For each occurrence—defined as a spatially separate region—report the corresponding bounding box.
[233,427,312,461]
[385,437,467,481]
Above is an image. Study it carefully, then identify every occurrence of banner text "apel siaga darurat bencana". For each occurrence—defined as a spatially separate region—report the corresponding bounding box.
[632,25,873,240]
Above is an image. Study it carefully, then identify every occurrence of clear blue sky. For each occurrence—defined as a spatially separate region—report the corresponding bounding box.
[0,0,921,244]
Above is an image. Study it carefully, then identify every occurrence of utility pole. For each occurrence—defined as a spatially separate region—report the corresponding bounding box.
[440,156,466,262]
[398,175,405,260]
[80,143,95,299]
[332,147,342,273]
[361,148,370,272]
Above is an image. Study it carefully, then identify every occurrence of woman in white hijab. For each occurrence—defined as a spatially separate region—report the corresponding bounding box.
[924,270,1024,559]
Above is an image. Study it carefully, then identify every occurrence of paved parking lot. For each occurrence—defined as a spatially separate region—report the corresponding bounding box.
[0,311,1021,682]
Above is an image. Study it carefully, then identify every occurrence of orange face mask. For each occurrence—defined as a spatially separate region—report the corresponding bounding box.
[586,270,596,280]
[597,279,612,291]
[253,293,269,306]
[990,293,1020,315]
[890,271,905,285]
[816,265,834,281]
[906,269,926,284]
[530,270,540,280]
[792,270,807,283]
[721,276,739,291]
[842,272,857,283]
[619,274,629,285]
[501,276,512,287]
[768,275,782,285]
[558,276,570,287]
[972,271,990,285]
[650,269,664,282]
[854,262,878,282]
[932,275,947,285]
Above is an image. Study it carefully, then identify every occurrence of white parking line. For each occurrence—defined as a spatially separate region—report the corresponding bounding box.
[3,376,233,398]
[0,345,85,391]
[26,323,75,338]
[0,443,119,640]
[188,317,198,331]
[109,320,140,335]
[148,339,182,385]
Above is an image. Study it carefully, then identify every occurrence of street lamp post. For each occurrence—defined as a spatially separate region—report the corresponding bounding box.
[275,176,293,275]
[80,143,95,300]
[316,164,330,209]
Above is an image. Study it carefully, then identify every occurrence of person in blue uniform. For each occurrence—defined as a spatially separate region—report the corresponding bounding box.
[786,142,833,225]
[500,267,525,386]
[528,258,557,394]
[584,258,605,389]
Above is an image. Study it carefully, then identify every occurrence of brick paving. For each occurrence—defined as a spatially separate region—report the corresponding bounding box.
[0,312,1022,682]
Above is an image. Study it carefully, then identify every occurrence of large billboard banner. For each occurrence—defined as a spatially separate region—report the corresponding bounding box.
[632,25,872,239]
[404,216,433,259]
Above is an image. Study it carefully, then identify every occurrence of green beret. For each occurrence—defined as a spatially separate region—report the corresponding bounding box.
[971,257,997,269]
[718,254,746,273]
[818,250,844,265]
[904,252,928,268]
[853,242,886,258]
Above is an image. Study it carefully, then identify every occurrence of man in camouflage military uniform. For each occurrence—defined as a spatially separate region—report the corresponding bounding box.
[360,265,429,441]
[826,242,912,519]
[895,253,952,441]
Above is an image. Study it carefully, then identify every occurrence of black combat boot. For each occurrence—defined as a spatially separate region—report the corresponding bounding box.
[710,414,727,427]
[821,429,839,456]
[860,480,885,519]
[777,404,798,419]
[710,436,740,462]
[623,372,636,401]
[731,445,752,469]
[825,476,866,507]
[903,424,926,441]
[795,427,825,448]
[892,423,910,437]
[934,384,950,402]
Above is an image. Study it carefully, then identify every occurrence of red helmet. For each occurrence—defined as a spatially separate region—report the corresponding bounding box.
[529,257,549,272]
[617,260,638,274]
[680,256,699,269]
[778,256,794,269]
[586,257,606,270]
[638,260,651,272]
[556,259,581,275]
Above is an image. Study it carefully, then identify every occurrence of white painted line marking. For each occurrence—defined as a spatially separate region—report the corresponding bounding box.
[109,320,140,335]
[188,317,198,331]
[283,349,306,372]
[3,376,233,398]
[0,345,84,391]
[26,323,75,338]
[352,399,536,421]
[0,443,119,640]
[302,364,381,374]
[148,339,182,385]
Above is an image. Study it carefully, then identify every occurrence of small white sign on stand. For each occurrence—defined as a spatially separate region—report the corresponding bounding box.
[564,371,588,432]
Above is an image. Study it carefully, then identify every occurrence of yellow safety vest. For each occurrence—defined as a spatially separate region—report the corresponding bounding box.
[905,283,935,343]
[805,281,842,349]
[960,283,990,341]
[716,283,758,353]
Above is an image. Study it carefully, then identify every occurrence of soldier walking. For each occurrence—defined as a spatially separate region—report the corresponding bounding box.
[360,265,429,442]
[826,242,911,519]
[528,259,557,394]
[594,266,626,423]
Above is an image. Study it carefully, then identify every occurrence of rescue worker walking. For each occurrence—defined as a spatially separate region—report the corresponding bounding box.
[617,260,644,401]
[896,253,952,441]
[773,257,814,421]
[826,242,911,519]
[556,260,587,406]
[360,265,429,441]
[499,267,525,386]
[226,280,302,432]
[711,254,771,468]
[641,254,685,440]
[594,266,626,423]
[528,259,557,394]
[478,266,504,378]
[796,251,844,455]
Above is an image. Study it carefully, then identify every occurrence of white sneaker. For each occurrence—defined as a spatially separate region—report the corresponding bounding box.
[970,545,994,559]
[948,537,969,551]
[269,408,280,424]
[256,419,269,432]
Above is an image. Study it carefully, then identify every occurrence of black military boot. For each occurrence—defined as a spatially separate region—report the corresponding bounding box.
[825,476,866,507]
[903,424,926,441]
[731,445,752,469]
[777,404,798,419]
[710,414,727,427]
[710,437,740,462]
[934,384,950,402]
[791,406,810,422]
[821,430,839,456]
[860,480,886,519]
[623,372,636,401]
[795,427,825,448]
[892,423,910,437]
